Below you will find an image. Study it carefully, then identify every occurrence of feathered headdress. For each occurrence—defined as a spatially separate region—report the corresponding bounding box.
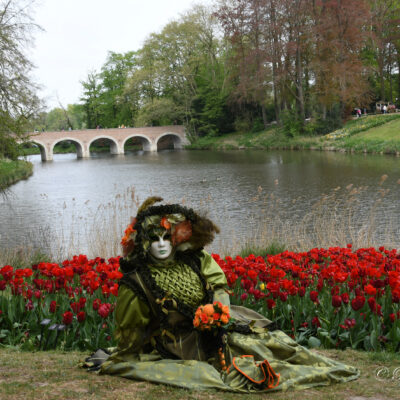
[121,197,219,259]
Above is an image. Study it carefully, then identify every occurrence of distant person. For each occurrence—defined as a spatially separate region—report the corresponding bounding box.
[383,104,387,114]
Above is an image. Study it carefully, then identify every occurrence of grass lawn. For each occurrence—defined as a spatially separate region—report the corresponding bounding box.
[333,117,400,154]
[0,348,399,399]
[358,118,400,141]
[187,114,400,154]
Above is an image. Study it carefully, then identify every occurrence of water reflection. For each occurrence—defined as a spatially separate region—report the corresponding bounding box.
[1,150,399,257]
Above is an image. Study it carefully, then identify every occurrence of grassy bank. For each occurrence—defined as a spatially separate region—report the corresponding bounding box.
[187,114,400,154]
[0,159,33,190]
[0,348,399,399]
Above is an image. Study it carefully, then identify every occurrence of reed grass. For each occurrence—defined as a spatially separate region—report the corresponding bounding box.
[0,177,398,266]
[233,176,399,254]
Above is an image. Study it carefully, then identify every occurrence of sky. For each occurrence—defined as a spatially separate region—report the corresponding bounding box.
[30,0,210,109]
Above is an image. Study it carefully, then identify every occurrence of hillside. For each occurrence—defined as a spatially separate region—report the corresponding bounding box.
[187,114,400,154]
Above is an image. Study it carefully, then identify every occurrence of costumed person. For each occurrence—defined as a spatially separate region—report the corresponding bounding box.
[84,197,359,393]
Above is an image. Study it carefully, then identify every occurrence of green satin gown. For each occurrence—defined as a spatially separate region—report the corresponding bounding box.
[89,251,359,393]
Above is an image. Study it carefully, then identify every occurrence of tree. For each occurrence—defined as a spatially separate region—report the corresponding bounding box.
[135,98,184,126]
[216,0,273,128]
[80,72,103,129]
[311,0,371,118]
[367,0,400,102]
[124,5,231,137]
[0,0,41,159]
[99,51,137,127]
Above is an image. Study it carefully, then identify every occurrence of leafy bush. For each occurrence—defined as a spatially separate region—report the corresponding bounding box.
[280,109,303,138]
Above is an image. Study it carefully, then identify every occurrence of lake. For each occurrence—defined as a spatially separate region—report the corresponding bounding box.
[1,150,399,258]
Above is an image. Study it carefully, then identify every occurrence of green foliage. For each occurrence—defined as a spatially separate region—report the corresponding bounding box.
[280,109,303,138]
[0,159,33,190]
[135,98,184,127]
[304,105,344,136]
[0,1,41,160]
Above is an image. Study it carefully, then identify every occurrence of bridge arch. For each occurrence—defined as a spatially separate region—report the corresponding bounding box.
[30,139,48,162]
[51,137,86,159]
[88,135,122,155]
[155,132,183,150]
[122,135,154,152]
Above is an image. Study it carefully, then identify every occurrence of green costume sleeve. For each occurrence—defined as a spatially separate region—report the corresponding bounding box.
[200,251,230,307]
[114,284,151,354]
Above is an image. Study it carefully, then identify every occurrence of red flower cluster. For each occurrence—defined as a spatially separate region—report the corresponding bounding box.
[0,255,121,350]
[213,245,400,350]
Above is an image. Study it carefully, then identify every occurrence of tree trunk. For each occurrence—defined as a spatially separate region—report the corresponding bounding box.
[378,49,385,101]
[270,2,280,123]
[388,45,393,103]
[272,61,280,123]
[397,52,400,106]
[295,43,305,124]
[261,104,268,128]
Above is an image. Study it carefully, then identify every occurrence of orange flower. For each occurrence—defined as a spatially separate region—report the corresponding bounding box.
[160,217,171,230]
[193,316,200,327]
[221,305,230,315]
[202,304,215,316]
[121,218,137,246]
[220,314,229,324]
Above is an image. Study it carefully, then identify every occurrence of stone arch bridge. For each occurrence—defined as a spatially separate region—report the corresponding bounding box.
[27,125,187,161]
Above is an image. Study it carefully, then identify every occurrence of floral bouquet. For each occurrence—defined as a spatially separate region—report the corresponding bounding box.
[193,301,231,330]
[193,301,231,370]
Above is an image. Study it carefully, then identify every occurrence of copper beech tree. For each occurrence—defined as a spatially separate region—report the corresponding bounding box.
[216,0,375,128]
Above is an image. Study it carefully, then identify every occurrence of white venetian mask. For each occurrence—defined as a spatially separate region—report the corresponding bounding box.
[149,232,173,260]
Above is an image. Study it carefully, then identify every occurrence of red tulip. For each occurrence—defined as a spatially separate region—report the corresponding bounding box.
[341,293,349,304]
[364,284,377,296]
[62,311,73,325]
[367,297,377,313]
[279,292,288,302]
[351,296,365,311]
[98,303,111,318]
[266,299,276,309]
[70,302,81,313]
[77,311,86,323]
[92,298,101,311]
[332,295,342,308]
[312,316,321,327]
[310,291,318,302]
[49,300,57,313]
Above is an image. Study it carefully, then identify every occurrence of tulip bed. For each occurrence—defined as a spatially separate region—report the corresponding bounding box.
[215,245,400,352]
[1,246,400,352]
[0,255,121,351]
